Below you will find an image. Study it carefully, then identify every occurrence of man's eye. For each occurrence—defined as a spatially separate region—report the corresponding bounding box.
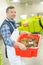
[11,12,13,13]
[14,11,16,13]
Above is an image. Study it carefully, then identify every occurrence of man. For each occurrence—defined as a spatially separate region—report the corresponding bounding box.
[1,6,26,65]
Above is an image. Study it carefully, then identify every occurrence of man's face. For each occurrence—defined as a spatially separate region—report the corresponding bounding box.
[6,8,16,19]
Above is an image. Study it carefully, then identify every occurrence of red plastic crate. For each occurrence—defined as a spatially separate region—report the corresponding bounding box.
[31,48,38,57]
[13,33,41,57]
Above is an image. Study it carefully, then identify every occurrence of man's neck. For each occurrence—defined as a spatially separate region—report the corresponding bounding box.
[6,17,14,22]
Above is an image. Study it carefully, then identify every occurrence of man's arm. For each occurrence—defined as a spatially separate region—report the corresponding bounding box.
[1,24,27,50]
[1,24,15,46]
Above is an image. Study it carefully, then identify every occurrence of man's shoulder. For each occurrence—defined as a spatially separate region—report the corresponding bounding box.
[1,19,9,28]
[1,19,7,24]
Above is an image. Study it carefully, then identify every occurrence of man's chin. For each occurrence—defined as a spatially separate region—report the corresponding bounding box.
[11,17,15,19]
[11,18,14,20]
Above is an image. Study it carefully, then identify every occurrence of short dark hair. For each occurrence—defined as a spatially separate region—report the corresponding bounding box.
[6,6,15,13]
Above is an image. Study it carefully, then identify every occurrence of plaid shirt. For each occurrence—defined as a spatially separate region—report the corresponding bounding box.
[1,19,15,46]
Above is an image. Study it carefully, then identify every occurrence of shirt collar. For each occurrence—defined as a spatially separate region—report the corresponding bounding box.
[6,18,15,22]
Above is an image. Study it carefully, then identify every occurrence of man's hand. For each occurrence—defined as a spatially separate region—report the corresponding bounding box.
[14,42,27,50]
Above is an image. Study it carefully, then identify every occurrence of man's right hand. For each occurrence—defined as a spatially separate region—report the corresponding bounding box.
[14,42,27,50]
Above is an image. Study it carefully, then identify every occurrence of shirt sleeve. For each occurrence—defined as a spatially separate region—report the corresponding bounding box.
[1,24,15,46]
